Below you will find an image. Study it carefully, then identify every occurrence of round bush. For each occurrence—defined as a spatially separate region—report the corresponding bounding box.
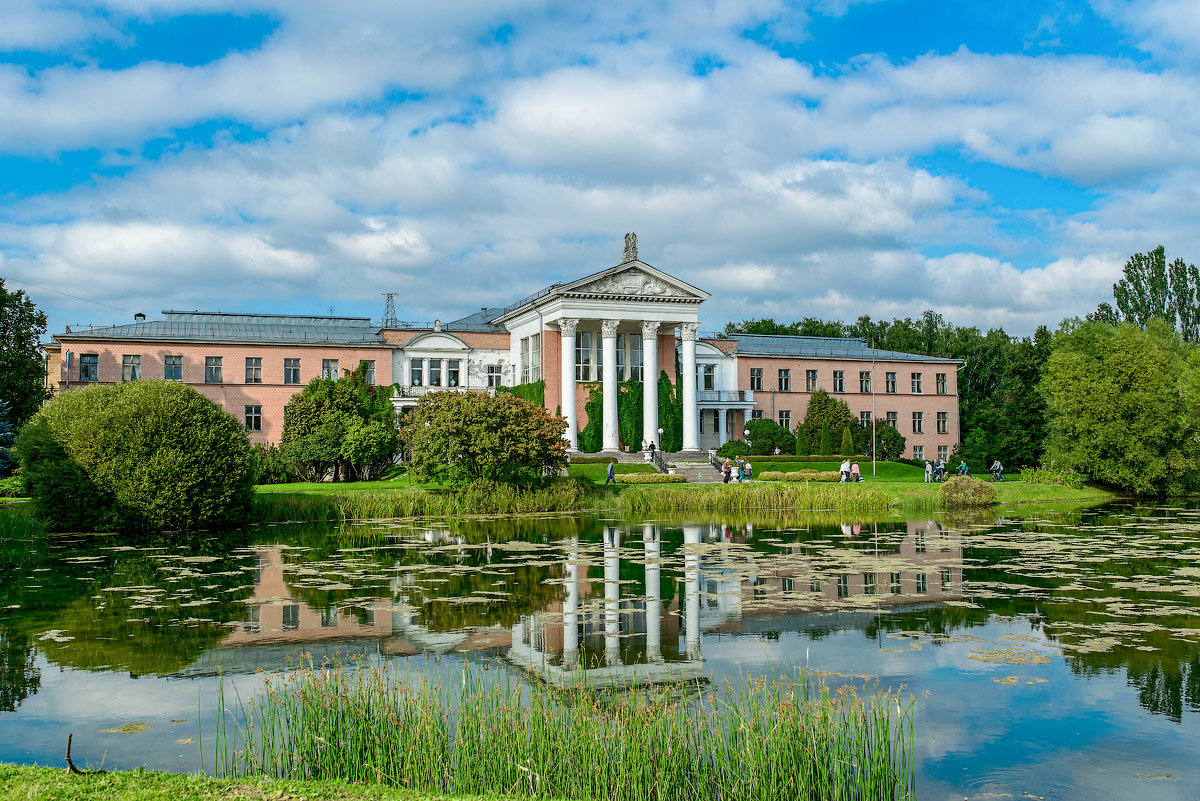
[939,475,997,509]
[14,381,254,532]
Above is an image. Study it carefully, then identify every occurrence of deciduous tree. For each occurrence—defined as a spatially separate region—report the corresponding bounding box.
[0,279,48,428]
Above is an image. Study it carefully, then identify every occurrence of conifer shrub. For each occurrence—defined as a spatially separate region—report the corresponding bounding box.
[13,381,254,532]
[939,475,997,508]
[840,426,855,456]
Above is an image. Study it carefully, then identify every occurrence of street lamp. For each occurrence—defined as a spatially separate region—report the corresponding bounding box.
[743,428,751,453]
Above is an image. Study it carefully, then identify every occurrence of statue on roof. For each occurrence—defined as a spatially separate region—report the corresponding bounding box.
[623,232,638,263]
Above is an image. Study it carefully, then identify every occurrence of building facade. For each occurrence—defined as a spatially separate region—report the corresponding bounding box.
[47,236,959,458]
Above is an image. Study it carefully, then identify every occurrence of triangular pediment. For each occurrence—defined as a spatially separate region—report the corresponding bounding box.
[560,261,709,302]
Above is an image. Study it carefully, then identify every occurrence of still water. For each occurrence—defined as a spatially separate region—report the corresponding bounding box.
[2,505,1199,799]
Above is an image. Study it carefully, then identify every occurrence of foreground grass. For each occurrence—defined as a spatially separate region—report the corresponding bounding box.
[216,665,914,801]
[0,765,517,801]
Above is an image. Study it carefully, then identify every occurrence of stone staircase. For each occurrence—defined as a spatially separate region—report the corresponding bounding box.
[661,452,724,483]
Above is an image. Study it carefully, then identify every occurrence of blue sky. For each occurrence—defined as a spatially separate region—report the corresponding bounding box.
[3,0,1199,337]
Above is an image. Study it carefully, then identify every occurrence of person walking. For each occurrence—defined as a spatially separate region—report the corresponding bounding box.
[648,440,656,456]
[745,460,753,480]
[840,458,851,482]
[722,458,731,484]
[924,460,932,483]
[851,462,861,482]
[605,460,617,486]
[736,457,745,482]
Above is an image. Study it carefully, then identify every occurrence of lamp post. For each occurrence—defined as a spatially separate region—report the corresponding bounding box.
[743,427,751,453]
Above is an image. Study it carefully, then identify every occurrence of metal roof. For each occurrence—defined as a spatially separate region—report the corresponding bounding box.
[714,333,960,363]
[59,311,387,346]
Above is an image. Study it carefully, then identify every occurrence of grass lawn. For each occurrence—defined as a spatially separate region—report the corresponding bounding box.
[0,765,525,801]
[567,462,657,482]
[761,461,925,481]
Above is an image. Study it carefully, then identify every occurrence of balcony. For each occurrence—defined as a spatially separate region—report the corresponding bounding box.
[696,389,754,404]
[392,384,496,407]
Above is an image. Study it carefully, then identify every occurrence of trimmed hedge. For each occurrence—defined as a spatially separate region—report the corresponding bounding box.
[759,470,842,483]
[569,455,624,464]
[615,473,687,484]
[13,381,254,532]
[731,454,863,463]
[939,475,997,508]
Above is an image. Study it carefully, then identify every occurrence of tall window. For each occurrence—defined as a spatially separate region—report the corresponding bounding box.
[79,354,98,382]
[429,360,442,387]
[937,411,948,434]
[936,372,947,394]
[778,410,791,429]
[916,573,928,593]
[938,445,949,462]
[885,372,896,393]
[778,369,790,391]
[122,354,141,381]
[911,372,923,394]
[530,333,542,381]
[284,358,300,385]
[486,364,501,387]
[837,574,850,598]
[749,368,763,391]
[205,356,222,384]
[833,370,844,393]
[859,371,871,393]
[245,405,262,432]
[245,357,262,384]
[805,369,817,392]
[864,573,876,595]
[322,359,339,379]
[859,411,871,427]
[164,355,182,381]
[363,360,376,385]
[751,409,764,420]
[410,358,423,386]
[912,411,923,434]
[703,364,716,391]
[616,334,626,380]
[913,445,924,460]
[886,411,897,428]
[520,337,530,383]
[576,332,591,381]
[890,573,903,594]
[630,335,643,381]
[447,359,460,387]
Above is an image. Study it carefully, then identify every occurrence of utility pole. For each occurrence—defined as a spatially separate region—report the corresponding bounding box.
[381,293,399,328]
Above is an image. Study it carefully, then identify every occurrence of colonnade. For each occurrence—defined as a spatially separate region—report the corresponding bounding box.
[559,318,700,452]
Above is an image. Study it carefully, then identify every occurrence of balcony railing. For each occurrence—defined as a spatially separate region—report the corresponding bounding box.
[696,389,754,403]
[393,385,496,399]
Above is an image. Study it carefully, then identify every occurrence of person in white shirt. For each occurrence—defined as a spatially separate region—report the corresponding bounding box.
[840,459,851,482]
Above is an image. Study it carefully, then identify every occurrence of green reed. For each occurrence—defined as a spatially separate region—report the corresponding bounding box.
[618,482,896,517]
[0,504,46,540]
[214,665,915,801]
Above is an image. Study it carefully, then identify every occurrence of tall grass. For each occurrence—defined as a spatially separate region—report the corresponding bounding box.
[215,664,915,801]
[250,479,591,523]
[619,482,896,516]
[0,504,46,540]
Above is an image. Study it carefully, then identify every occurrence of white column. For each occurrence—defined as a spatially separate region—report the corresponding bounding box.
[643,524,662,663]
[560,318,578,450]
[717,408,727,446]
[681,323,700,451]
[422,358,429,388]
[604,526,621,665]
[683,525,702,662]
[641,321,659,449]
[601,320,619,451]
[440,359,447,388]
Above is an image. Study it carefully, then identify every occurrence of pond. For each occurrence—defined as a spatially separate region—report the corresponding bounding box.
[1,503,1199,799]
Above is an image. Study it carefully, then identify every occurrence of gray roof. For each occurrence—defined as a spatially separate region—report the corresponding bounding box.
[716,333,959,363]
[444,308,508,333]
[59,310,386,346]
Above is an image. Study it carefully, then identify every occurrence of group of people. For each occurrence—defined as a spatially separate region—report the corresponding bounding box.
[721,456,753,483]
[839,460,863,482]
[922,458,1004,482]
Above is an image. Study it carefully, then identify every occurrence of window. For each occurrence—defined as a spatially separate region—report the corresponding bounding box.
[890,573,903,594]
[751,409,764,420]
[912,411,923,434]
[245,357,262,384]
[833,370,844,393]
[630,335,643,381]
[885,372,896,393]
[749,368,763,391]
[530,334,542,382]
[363,360,376,385]
[915,532,926,553]
[864,573,876,595]
[936,372,947,394]
[616,334,625,380]
[447,359,460,387]
[245,405,262,431]
[321,607,338,628]
[810,579,822,594]
[284,358,300,385]
[322,359,339,379]
[859,411,871,427]
[805,369,817,392]
[164,355,182,381]
[937,411,948,434]
[576,332,591,381]
[837,574,850,598]
[778,410,791,429]
[859,371,871,393]
[940,568,952,590]
[410,358,423,386]
[938,445,949,462]
[703,364,716,391]
[778,369,790,391]
[916,573,928,593]
[781,576,795,593]
[913,445,924,460]
[79,354,99,382]
[429,360,442,387]
[911,372,923,394]
[205,356,222,384]
[486,364,501,388]
[282,604,299,631]
[121,354,141,381]
[886,411,897,428]
[520,337,530,384]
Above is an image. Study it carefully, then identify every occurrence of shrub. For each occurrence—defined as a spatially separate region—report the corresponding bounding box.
[614,473,687,484]
[717,440,749,458]
[818,421,832,455]
[759,470,841,483]
[1019,466,1083,489]
[569,455,624,464]
[840,426,854,456]
[0,474,25,497]
[939,475,997,508]
[13,381,254,532]
[251,443,296,485]
[744,418,795,455]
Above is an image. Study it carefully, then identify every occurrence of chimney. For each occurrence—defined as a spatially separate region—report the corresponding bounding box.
[134,312,146,322]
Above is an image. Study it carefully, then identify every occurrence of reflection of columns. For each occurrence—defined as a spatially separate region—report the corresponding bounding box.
[717,408,727,446]
[683,525,702,661]
[560,318,578,449]
[563,537,579,667]
[601,320,619,450]
[681,324,699,450]
[643,524,662,662]
[604,527,621,665]
[641,322,659,446]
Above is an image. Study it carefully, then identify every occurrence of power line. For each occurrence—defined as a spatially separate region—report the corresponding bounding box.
[3,276,136,315]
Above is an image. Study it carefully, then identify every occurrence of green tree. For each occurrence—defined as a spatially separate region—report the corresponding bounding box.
[795,423,809,455]
[401,391,567,485]
[1113,247,1173,329]
[0,401,13,476]
[998,326,1051,466]
[744,418,794,455]
[801,389,854,453]
[818,421,832,455]
[852,418,906,461]
[840,425,854,456]
[0,279,49,428]
[1043,320,1200,495]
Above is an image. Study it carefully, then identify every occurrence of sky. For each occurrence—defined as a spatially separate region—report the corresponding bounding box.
[2,0,1199,338]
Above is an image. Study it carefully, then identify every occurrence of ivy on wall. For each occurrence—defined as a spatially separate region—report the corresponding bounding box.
[496,380,545,407]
